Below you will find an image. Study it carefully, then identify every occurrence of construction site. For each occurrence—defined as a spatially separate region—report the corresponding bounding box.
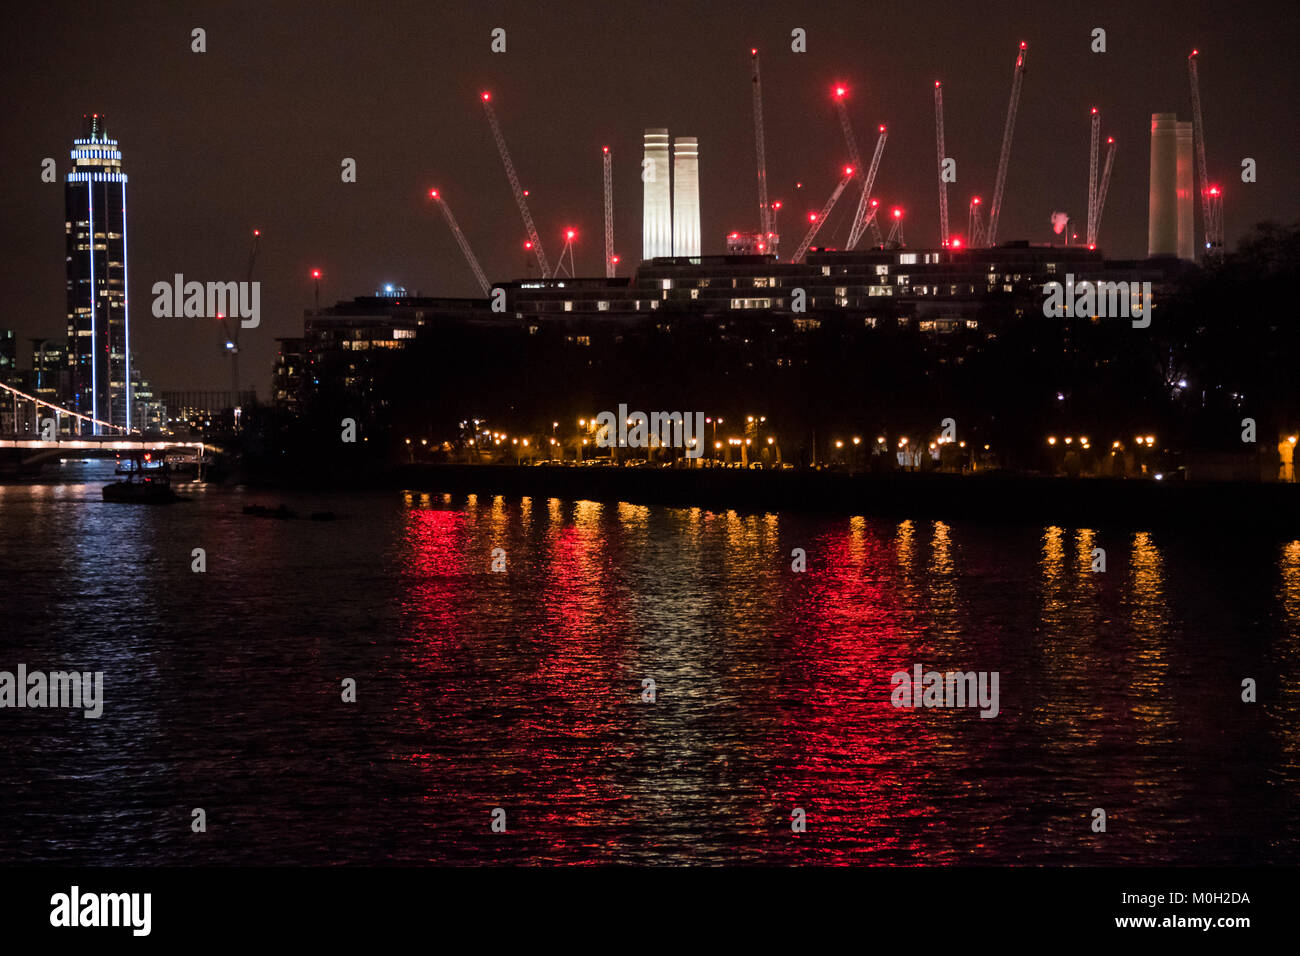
[423,42,1226,295]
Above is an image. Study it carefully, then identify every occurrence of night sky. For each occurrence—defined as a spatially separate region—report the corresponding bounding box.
[1,0,1296,395]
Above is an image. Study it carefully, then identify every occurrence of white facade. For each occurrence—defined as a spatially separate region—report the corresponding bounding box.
[672,137,700,257]
[642,129,672,259]
[1147,113,1179,258]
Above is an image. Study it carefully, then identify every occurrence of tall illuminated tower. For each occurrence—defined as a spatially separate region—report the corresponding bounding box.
[672,137,700,257]
[66,114,130,433]
[642,129,672,259]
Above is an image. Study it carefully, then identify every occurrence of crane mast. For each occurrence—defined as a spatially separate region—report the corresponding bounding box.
[1187,50,1223,257]
[833,86,863,170]
[481,92,549,277]
[792,167,855,263]
[885,209,905,249]
[934,82,949,247]
[1086,108,1100,248]
[986,42,1027,247]
[968,196,985,248]
[750,50,772,239]
[430,190,491,296]
[865,202,884,248]
[847,125,888,249]
[602,147,615,278]
[219,227,259,406]
[1094,137,1117,247]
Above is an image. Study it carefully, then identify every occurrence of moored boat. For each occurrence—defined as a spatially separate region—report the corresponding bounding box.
[103,454,179,503]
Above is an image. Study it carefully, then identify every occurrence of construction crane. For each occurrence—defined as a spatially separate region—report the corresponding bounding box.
[986,41,1028,247]
[1188,49,1223,257]
[792,166,855,263]
[833,85,862,170]
[602,147,615,278]
[1086,108,1100,248]
[934,82,949,247]
[968,196,985,248]
[885,207,905,249]
[750,49,773,239]
[865,200,884,248]
[216,227,259,407]
[481,91,549,276]
[553,228,578,279]
[1094,136,1117,248]
[430,189,491,296]
[847,125,888,248]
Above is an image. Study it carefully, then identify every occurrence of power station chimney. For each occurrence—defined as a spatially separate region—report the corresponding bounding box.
[672,137,700,257]
[642,129,672,259]
[1147,113,1178,257]
[1175,121,1195,261]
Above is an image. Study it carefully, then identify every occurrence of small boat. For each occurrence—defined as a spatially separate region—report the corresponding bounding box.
[103,454,178,504]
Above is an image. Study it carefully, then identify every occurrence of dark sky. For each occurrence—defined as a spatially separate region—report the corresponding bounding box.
[2,0,1296,395]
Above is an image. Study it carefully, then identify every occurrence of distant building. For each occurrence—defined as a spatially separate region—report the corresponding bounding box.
[501,243,1175,329]
[1148,113,1195,261]
[642,129,672,260]
[162,391,253,433]
[66,114,131,433]
[0,329,15,385]
[130,370,168,433]
[672,137,700,258]
[273,293,490,414]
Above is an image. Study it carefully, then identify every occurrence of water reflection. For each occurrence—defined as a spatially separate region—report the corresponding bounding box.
[0,469,1295,865]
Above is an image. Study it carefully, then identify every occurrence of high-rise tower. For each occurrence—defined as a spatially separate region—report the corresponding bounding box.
[66,114,130,433]
[642,129,672,260]
[672,137,700,258]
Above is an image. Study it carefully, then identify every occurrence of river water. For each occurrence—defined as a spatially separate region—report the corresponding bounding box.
[1,461,1297,865]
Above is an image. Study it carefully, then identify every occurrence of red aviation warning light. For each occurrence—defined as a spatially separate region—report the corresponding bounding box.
[524,240,533,250]
[481,91,491,101]
[310,269,321,279]
[844,165,855,177]
[566,229,576,239]
[892,207,903,219]
[253,229,260,237]
[972,196,982,205]
[834,85,847,98]
[429,189,439,199]
[950,236,964,249]
[870,198,880,208]
[808,212,818,222]
[1209,185,1220,196]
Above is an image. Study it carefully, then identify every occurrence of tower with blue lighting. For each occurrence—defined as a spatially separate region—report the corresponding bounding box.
[65,113,131,433]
